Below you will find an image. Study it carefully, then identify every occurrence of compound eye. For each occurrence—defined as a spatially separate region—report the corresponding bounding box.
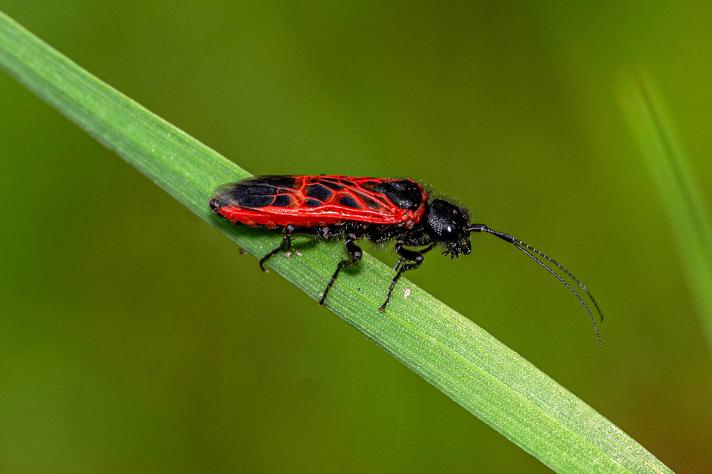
[441,221,458,239]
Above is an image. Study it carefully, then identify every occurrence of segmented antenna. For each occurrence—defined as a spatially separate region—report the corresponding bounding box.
[516,240,604,323]
[468,224,603,344]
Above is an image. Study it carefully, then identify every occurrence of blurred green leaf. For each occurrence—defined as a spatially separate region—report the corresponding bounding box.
[620,70,712,353]
[0,11,671,472]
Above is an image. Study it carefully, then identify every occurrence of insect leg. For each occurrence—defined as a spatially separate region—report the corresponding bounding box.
[259,225,295,272]
[379,243,435,312]
[319,235,362,305]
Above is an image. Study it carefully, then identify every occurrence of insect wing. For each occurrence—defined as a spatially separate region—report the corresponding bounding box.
[211,175,426,227]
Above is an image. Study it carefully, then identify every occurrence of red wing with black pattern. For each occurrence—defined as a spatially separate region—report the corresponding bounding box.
[209,175,427,228]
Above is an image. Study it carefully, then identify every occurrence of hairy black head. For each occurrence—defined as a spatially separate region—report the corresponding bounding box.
[423,199,472,257]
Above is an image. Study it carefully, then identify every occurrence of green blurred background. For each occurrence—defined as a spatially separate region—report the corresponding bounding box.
[1,1,711,472]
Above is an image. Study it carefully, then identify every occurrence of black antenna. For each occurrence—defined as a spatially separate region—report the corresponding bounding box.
[468,224,603,345]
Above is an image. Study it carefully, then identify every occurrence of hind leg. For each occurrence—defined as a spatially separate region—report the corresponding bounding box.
[259,225,295,272]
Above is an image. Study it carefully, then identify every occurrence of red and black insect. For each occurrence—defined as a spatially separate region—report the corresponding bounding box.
[210,175,604,341]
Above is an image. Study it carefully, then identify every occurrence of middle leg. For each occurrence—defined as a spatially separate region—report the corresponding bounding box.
[319,234,362,305]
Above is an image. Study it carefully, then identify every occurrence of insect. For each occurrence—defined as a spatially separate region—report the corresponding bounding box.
[210,175,604,342]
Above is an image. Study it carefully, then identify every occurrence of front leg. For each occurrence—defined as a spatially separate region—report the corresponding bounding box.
[379,242,435,312]
[319,234,362,305]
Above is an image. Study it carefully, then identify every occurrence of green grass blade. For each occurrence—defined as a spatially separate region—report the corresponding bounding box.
[0,12,671,472]
[620,70,712,353]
